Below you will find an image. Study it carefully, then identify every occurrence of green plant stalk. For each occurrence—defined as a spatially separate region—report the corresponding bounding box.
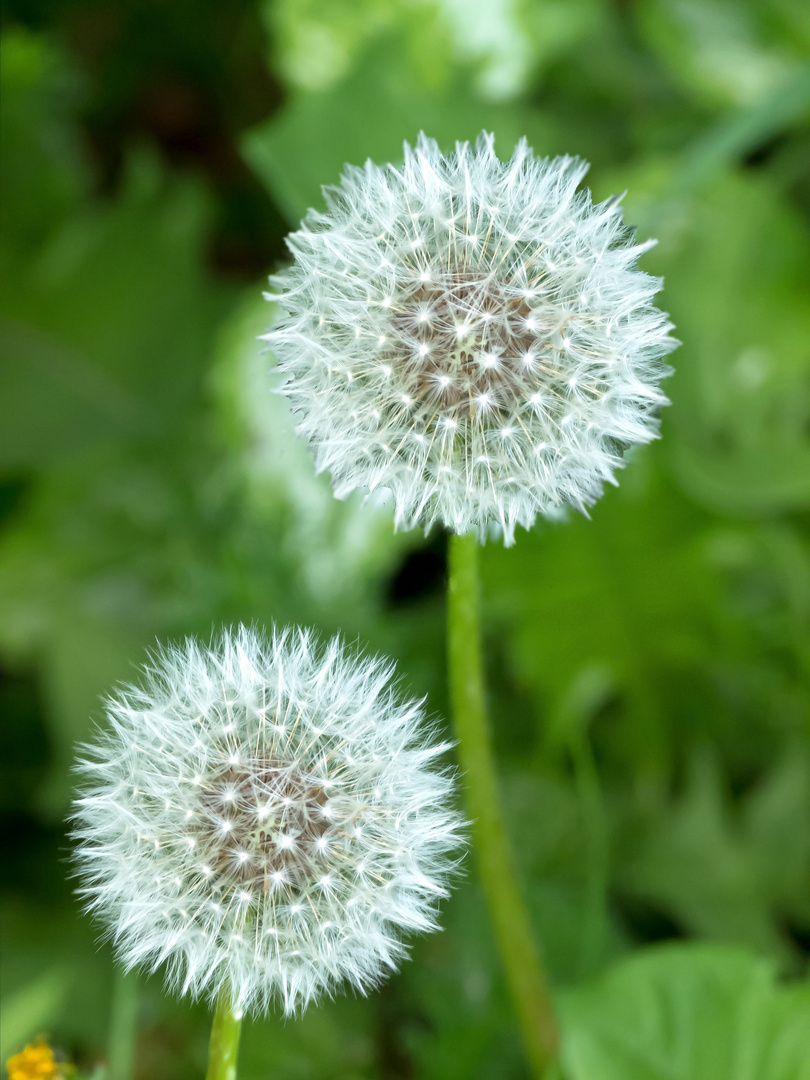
[205,994,242,1080]
[447,531,558,1077]
[107,968,138,1080]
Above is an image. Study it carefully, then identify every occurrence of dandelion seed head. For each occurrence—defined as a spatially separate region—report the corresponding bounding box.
[265,132,676,544]
[72,626,463,1016]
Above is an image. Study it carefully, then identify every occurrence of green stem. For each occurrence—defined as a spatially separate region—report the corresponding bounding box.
[205,994,242,1080]
[107,968,138,1080]
[447,531,558,1077]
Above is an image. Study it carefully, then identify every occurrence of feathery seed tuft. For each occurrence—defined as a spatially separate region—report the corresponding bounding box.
[264,132,677,544]
[72,626,463,1016]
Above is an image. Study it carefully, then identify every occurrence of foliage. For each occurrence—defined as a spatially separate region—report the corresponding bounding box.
[1,2,808,1077]
[559,944,810,1080]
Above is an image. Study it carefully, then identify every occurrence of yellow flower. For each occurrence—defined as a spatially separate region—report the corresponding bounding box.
[6,1041,72,1080]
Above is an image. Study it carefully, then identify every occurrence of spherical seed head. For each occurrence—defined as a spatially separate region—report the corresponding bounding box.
[72,626,463,1017]
[264,132,677,545]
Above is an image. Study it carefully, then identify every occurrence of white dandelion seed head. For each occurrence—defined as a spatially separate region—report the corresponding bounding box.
[264,132,677,545]
[71,625,463,1017]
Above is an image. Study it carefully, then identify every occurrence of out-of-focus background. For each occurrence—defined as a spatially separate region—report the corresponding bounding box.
[1,1,809,1077]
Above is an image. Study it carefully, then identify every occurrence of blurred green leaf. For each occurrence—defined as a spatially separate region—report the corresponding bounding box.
[265,0,427,92]
[242,42,559,223]
[559,943,810,1080]
[0,900,125,1069]
[0,967,71,1061]
[482,468,724,774]
[673,69,810,193]
[659,173,810,514]
[399,878,531,1080]
[617,748,810,964]
[238,996,374,1080]
[265,0,608,101]
[0,152,229,471]
[636,0,808,108]
[0,28,88,254]
[3,6,810,1078]
[211,293,410,609]
[0,290,416,820]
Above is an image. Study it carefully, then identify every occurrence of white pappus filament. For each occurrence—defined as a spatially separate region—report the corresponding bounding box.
[264,132,677,544]
[72,625,464,1016]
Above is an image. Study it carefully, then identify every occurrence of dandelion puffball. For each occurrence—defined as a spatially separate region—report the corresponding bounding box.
[72,626,463,1016]
[264,132,676,545]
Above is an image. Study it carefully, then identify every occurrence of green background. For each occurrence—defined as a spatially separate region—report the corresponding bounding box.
[1,1,809,1077]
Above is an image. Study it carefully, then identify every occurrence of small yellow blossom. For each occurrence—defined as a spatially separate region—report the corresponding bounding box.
[6,1040,72,1080]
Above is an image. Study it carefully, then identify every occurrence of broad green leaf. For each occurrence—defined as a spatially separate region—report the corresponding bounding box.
[559,943,810,1080]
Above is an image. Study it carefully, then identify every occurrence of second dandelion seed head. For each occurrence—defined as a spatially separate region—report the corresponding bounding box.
[72,626,463,1017]
[265,132,676,544]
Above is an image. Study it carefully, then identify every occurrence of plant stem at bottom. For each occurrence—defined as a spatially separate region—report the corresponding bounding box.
[447,530,558,1078]
[205,993,242,1080]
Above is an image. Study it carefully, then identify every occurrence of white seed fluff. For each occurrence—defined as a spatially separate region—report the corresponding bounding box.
[72,626,463,1016]
[264,132,677,545]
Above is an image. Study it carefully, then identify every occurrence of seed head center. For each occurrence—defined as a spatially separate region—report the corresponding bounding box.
[193,755,335,897]
[391,271,546,414]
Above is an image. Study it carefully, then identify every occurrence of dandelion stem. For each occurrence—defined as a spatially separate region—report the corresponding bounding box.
[447,530,558,1077]
[205,994,242,1080]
